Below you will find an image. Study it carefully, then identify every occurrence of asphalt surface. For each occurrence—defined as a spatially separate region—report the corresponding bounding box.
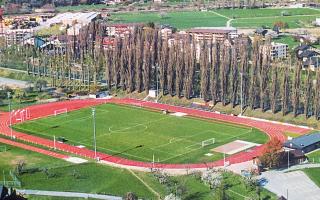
[0,77,30,88]
[261,170,320,200]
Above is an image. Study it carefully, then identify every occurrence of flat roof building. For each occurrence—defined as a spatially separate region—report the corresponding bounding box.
[186,27,238,42]
[271,42,288,60]
[284,133,320,153]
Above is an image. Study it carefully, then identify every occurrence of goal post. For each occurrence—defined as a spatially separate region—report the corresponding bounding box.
[54,108,68,116]
[201,138,215,147]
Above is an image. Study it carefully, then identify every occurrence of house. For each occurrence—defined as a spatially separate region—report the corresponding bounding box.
[283,133,320,154]
[295,44,320,61]
[38,12,101,36]
[5,28,34,46]
[271,42,288,60]
[255,28,268,37]
[105,23,143,38]
[303,56,320,71]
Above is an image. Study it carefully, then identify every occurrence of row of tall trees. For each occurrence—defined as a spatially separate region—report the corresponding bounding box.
[2,21,320,119]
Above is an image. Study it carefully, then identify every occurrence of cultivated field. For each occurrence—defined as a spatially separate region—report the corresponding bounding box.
[13,103,268,164]
[214,8,320,19]
[110,8,320,29]
[111,11,228,29]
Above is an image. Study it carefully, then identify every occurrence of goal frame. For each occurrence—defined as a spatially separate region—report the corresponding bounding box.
[201,138,215,147]
[54,108,68,116]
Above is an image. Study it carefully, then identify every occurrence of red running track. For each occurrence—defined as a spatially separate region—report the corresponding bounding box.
[0,98,312,169]
[0,137,68,160]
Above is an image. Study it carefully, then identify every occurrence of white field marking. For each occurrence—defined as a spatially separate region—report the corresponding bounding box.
[152,128,254,158]
[28,115,92,128]
[153,130,217,149]
[108,123,148,133]
[217,128,254,143]
[160,146,203,163]
[148,147,177,157]
[94,116,170,139]
[76,131,175,161]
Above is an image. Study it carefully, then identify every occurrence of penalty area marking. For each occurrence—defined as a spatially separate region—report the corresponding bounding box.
[108,123,148,133]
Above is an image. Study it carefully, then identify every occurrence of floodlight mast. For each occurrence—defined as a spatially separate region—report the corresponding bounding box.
[7,92,13,139]
[240,72,243,116]
[92,107,97,160]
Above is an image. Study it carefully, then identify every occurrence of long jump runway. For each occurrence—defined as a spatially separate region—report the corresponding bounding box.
[0,98,312,170]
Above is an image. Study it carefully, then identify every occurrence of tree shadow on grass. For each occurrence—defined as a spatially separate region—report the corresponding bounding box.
[184,191,211,200]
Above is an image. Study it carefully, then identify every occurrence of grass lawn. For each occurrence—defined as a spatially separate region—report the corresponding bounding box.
[214,8,320,19]
[14,103,268,164]
[0,143,67,174]
[0,142,276,199]
[306,150,320,163]
[303,168,320,187]
[110,11,228,29]
[19,163,163,199]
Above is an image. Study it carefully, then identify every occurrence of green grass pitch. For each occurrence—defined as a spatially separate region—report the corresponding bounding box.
[13,103,268,164]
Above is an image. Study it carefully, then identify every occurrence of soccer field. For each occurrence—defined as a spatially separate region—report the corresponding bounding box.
[13,103,268,164]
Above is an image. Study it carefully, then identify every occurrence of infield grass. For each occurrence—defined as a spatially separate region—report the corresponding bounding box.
[13,103,268,164]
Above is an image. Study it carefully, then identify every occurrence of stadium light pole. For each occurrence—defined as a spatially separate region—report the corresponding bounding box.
[240,72,243,116]
[7,92,13,139]
[92,107,97,160]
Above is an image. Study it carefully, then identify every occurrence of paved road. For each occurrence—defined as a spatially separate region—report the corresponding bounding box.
[261,170,320,200]
[17,189,122,200]
[0,77,30,88]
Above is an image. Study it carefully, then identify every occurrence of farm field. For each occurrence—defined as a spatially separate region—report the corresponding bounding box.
[214,8,320,19]
[110,8,320,29]
[231,14,320,28]
[110,11,228,29]
[13,103,268,164]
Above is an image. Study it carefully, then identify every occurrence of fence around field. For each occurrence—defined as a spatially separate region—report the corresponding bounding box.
[0,170,22,187]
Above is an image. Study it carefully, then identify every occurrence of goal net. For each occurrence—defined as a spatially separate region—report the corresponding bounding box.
[18,109,31,122]
[202,138,215,147]
[54,108,68,116]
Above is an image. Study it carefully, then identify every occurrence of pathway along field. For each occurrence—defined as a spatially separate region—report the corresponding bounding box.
[0,98,312,171]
